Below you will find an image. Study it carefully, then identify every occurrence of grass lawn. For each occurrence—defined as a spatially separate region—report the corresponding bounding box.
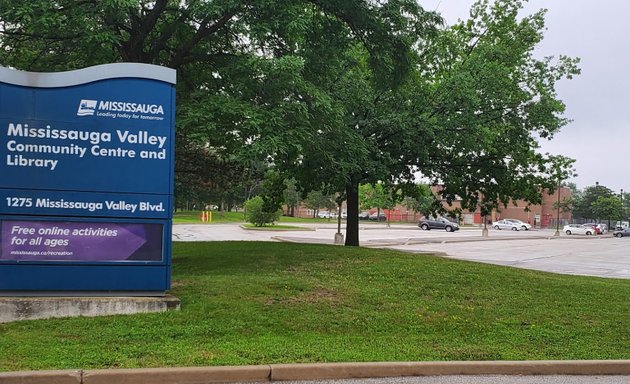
[173,210,342,225]
[1,242,629,371]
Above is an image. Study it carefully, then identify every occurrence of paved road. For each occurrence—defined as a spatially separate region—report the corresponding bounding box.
[172,223,630,279]
[273,376,630,384]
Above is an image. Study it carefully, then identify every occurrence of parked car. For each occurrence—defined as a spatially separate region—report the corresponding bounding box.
[613,227,630,238]
[563,224,594,235]
[358,211,370,220]
[492,219,520,231]
[418,216,459,232]
[317,211,332,219]
[368,212,387,221]
[583,223,606,235]
[340,210,348,219]
[504,218,532,230]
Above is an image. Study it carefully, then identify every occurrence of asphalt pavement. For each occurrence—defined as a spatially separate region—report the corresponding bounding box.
[172,223,630,279]
[276,376,630,384]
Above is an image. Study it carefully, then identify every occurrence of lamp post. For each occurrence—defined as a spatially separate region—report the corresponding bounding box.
[621,188,624,230]
[554,180,561,236]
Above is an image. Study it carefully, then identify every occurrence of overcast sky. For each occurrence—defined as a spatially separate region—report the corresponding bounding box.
[422,0,628,194]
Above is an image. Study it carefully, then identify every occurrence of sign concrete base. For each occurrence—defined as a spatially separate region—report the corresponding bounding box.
[0,295,180,323]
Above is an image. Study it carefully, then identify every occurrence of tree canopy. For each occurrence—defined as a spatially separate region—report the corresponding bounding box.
[572,184,614,220]
[0,0,580,245]
[283,0,579,244]
[1,0,424,212]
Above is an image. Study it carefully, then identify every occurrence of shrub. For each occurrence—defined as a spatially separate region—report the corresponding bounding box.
[244,196,280,226]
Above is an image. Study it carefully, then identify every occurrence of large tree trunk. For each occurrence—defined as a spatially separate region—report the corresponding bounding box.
[345,182,360,246]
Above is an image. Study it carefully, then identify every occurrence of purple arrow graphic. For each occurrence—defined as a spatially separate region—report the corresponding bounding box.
[1,220,163,261]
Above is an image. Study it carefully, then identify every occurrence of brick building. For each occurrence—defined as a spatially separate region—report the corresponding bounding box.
[426,186,573,227]
[289,186,572,228]
[467,187,572,227]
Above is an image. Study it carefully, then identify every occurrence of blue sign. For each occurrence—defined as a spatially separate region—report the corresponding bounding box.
[0,63,176,294]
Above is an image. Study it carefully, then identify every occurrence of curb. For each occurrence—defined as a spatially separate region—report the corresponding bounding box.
[82,365,270,384]
[272,235,554,247]
[240,225,315,232]
[399,236,551,244]
[0,370,82,384]
[270,361,630,380]
[274,234,610,248]
[2,361,630,384]
[270,236,333,244]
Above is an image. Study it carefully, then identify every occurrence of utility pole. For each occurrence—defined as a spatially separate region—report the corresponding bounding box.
[620,188,624,230]
[554,180,561,236]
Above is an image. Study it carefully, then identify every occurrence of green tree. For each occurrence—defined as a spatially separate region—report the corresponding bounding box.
[244,196,279,227]
[283,179,300,217]
[290,0,579,245]
[591,196,623,227]
[0,0,420,216]
[359,183,395,221]
[1,1,580,247]
[573,184,614,220]
[243,169,285,226]
[0,1,413,74]
[621,191,630,222]
[423,1,579,220]
[259,170,286,219]
[402,184,436,220]
[303,190,335,218]
[553,196,574,215]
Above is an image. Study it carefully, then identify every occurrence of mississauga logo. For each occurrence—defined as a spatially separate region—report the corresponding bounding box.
[77,99,164,117]
[77,100,97,116]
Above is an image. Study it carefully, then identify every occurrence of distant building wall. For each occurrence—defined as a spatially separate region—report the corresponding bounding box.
[285,186,572,227]
[442,187,573,227]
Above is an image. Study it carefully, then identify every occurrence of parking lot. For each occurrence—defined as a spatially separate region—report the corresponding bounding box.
[172,224,630,279]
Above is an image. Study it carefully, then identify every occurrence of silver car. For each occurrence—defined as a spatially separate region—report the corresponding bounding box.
[613,227,630,238]
[492,219,520,231]
[505,218,532,230]
[563,224,594,235]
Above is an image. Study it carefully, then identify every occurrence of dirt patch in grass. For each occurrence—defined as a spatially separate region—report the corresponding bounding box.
[266,286,341,305]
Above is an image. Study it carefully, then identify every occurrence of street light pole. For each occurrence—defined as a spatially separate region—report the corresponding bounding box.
[621,188,624,230]
[554,181,561,236]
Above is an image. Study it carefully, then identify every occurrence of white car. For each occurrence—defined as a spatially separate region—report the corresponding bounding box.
[505,218,531,230]
[563,224,594,235]
[317,211,332,219]
[492,220,520,231]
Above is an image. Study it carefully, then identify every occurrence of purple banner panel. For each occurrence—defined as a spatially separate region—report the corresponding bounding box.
[1,220,163,262]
